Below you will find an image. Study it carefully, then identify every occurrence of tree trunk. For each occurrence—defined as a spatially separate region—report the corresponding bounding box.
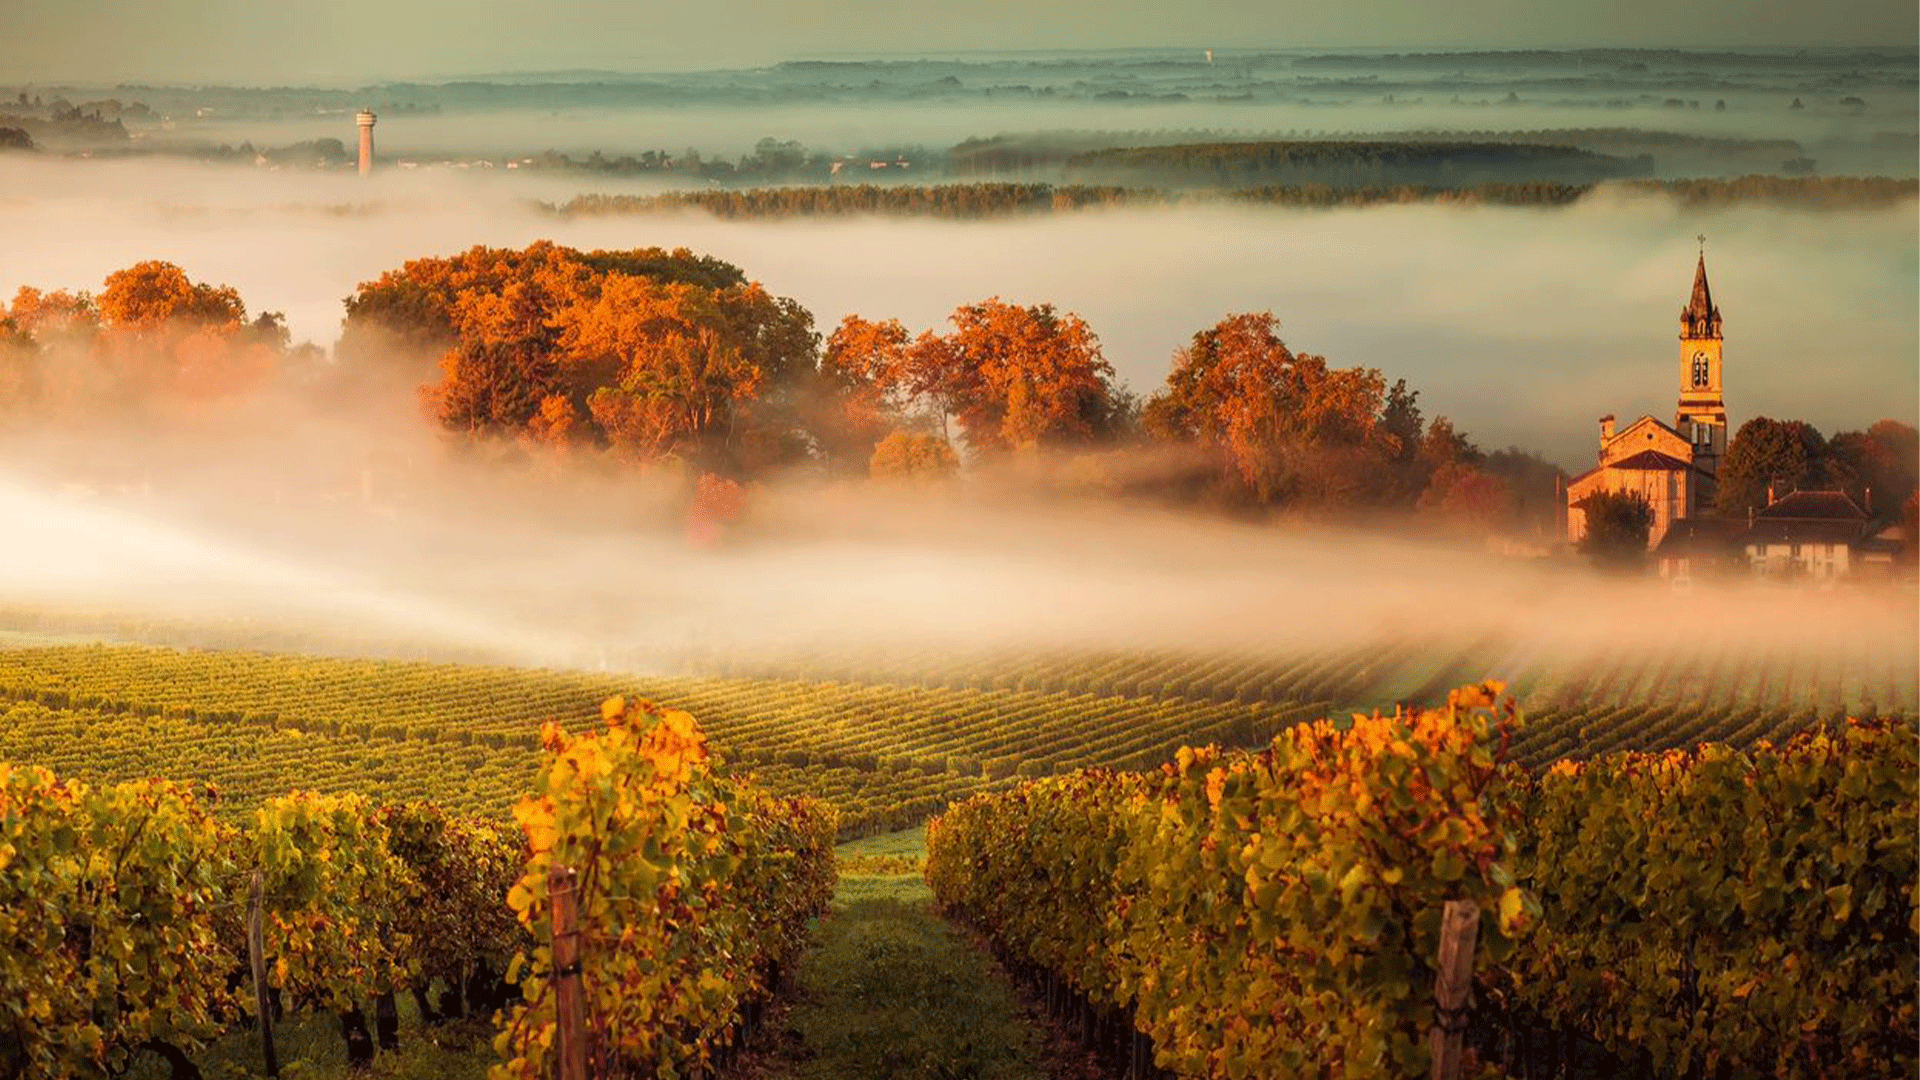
[411,985,441,1025]
[374,991,401,1051]
[437,975,466,1020]
[339,1006,376,1068]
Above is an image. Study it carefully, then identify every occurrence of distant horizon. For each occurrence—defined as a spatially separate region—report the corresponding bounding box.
[5,0,1915,87]
[8,42,1920,91]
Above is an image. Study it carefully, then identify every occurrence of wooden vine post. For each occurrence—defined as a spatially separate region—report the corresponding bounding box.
[246,871,279,1078]
[549,864,588,1080]
[1428,898,1480,1080]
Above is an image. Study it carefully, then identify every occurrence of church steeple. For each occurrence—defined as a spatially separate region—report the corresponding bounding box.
[1675,245,1727,476]
[1681,250,1722,340]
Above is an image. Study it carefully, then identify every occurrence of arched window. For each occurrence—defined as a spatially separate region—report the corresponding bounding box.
[1691,352,1710,388]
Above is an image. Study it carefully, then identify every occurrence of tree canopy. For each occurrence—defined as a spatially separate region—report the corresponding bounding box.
[1144,313,1397,507]
[1718,417,1917,519]
[1718,417,1828,516]
[1,262,284,422]
[342,242,817,472]
[915,298,1122,454]
[1578,489,1653,567]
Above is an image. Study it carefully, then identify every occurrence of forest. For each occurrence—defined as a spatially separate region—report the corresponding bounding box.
[1062,139,1653,187]
[550,175,1919,221]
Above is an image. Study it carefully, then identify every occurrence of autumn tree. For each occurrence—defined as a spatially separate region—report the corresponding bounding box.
[7,286,99,341]
[427,271,588,434]
[808,315,915,474]
[4,264,280,414]
[351,243,818,472]
[1142,312,1386,505]
[1417,461,1513,531]
[97,261,244,330]
[869,430,960,484]
[341,242,744,369]
[1416,415,1480,472]
[1825,420,1919,517]
[2,288,100,414]
[555,275,768,462]
[912,298,1120,454]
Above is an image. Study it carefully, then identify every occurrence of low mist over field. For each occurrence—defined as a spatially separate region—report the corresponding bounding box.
[1,418,1914,696]
[1,154,1912,467]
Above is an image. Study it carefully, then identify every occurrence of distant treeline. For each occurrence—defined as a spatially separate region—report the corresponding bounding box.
[550,175,1918,221]
[0,111,127,147]
[1292,48,1917,70]
[556,184,1151,219]
[1377,127,1802,155]
[941,127,1829,183]
[1062,140,1653,188]
[1372,127,1813,175]
[1610,174,1920,209]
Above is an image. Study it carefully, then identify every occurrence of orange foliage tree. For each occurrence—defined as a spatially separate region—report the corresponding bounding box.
[1417,461,1515,530]
[807,315,915,473]
[97,261,245,330]
[868,429,959,484]
[3,263,283,419]
[345,243,817,472]
[1143,312,1387,505]
[909,298,1121,454]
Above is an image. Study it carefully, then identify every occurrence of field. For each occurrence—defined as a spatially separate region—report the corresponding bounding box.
[0,628,1909,837]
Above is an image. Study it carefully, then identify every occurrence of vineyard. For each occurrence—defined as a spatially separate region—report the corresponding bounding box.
[928,689,1918,1080]
[0,643,1343,837]
[0,632,1911,839]
[0,619,1913,1079]
[0,698,835,1080]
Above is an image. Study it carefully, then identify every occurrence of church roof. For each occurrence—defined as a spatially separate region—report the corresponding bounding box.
[1606,449,1698,472]
[1756,490,1866,522]
[1566,448,1704,487]
[1683,252,1719,324]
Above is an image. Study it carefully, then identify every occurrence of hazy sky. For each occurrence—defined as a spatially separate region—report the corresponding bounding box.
[4,0,1916,85]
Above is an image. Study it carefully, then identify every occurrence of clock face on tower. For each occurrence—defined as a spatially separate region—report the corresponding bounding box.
[1691,351,1710,389]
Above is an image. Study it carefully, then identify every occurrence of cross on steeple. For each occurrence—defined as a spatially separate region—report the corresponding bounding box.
[1697,233,1707,252]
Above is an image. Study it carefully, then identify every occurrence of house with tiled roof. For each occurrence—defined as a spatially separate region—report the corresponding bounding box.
[1566,251,1729,550]
[1654,515,1748,578]
[1740,490,1871,580]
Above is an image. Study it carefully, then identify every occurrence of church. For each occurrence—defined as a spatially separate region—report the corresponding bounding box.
[1565,251,1728,549]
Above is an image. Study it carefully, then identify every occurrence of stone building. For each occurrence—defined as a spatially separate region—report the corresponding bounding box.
[1740,490,1871,580]
[1566,252,1727,549]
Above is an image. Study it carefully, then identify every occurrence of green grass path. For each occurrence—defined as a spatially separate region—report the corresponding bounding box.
[744,828,1050,1080]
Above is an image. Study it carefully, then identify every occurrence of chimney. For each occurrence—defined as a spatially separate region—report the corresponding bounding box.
[1766,482,1776,505]
[1599,414,1616,442]
[356,109,377,177]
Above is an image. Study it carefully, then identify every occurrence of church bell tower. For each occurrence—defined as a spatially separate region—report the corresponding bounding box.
[1674,248,1727,475]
